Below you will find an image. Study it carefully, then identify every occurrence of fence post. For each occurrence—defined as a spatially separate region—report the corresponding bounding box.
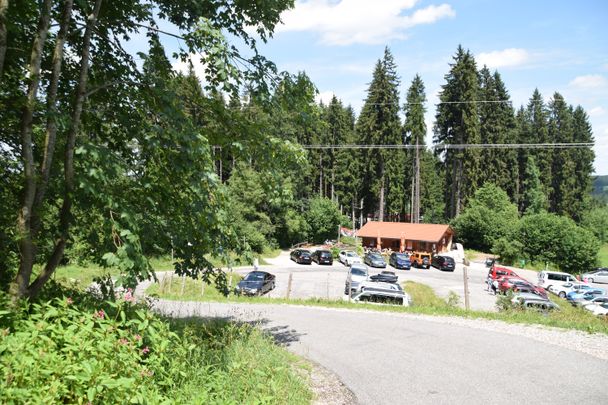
[286,272,293,299]
[463,266,470,311]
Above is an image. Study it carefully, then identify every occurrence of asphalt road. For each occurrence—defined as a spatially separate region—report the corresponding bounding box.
[156,301,608,405]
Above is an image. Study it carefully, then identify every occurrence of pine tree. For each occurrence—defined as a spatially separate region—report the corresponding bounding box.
[522,156,548,214]
[356,47,404,221]
[570,106,595,220]
[434,45,481,219]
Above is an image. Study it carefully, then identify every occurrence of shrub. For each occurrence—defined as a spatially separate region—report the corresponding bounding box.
[305,197,349,244]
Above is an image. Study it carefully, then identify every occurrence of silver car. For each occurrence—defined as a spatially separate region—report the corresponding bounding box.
[344,263,368,295]
[511,292,560,311]
[581,269,608,284]
[352,281,412,306]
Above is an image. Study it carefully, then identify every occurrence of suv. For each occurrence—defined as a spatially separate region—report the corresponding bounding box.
[311,250,333,265]
[410,252,431,269]
[431,255,455,272]
[389,252,411,270]
[538,271,577,290]
[344,263,369,295]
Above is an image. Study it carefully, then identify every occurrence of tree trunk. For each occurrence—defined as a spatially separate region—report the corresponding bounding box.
[0,0,8,79]
[33,0,74,229]
[27,0,103,298]
[12,0,52,300]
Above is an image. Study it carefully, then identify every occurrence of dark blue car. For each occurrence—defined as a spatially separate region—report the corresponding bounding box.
[389,253,411,270]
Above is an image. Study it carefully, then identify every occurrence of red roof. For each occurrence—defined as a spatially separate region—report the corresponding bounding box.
[356,221,452,242]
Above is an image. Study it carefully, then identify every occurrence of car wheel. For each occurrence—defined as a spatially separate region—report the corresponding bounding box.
[589,278,594,283]
[559,291,566,298]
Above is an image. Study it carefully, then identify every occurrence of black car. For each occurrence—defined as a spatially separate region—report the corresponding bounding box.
[364,252,387,268]
[369,270,398,284]
[311,249,333,265]
[290,249,312,264]
[389,253,411,270]
[431,255,455,272]
[235,271,276,296]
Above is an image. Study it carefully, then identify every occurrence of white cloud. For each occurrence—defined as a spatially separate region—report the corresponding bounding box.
[589,106,606,117]
[476,48,530,69]
[569,74,608,89]
[277,0,455,46]
[172,55,207,81]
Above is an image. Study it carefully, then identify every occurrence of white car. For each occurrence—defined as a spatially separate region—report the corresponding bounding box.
[584,302,608,316]
[339,250,362,266]
[548,282,591,298]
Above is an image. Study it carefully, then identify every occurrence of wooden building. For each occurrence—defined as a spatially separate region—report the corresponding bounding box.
[356,221,454,253]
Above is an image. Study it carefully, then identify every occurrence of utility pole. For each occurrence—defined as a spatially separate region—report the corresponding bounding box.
[413,144,420,223]
[463,266,470,311]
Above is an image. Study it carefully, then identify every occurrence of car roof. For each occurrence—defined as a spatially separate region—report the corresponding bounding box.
[247,271,270,276]
[351,263,368,270]
[315,249,331,253]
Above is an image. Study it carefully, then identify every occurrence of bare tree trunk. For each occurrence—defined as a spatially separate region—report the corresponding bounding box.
[28,0,103,298]
[12,0,52,300]
[33,0,74,227]
[0,0,8,79]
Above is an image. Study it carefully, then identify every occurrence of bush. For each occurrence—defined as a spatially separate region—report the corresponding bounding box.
[452,183,519,251]
[305,197,349,244]
[0,292,311,404]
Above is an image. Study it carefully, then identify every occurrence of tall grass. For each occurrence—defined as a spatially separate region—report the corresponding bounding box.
[598,244,608,267]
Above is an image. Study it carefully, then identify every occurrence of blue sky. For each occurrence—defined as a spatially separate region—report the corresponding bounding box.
[143,0,608,174]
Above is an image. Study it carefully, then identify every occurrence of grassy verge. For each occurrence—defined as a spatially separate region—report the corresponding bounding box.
[599,244,608,267]
[146,273,243,301]
[146,279,608,335]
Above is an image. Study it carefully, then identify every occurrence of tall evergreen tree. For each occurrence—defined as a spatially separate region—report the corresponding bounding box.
[548,92,577,217]
[570,106,595,220]
[492,71,519,199]
[434,45,481,219]
[356,48,404,221]
[521,156,548,214]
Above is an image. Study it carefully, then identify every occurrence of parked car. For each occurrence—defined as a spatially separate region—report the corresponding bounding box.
[290,249,312,264]
[339,250,362,266]
[311,249,333,265]
[485,258,496,268]
[352,281,411,306]
[235,271,275,296]
[584,302,608,316]
[431,255,455,272]
[566,288,607,306]
[389,252,411,270]
[489,266,518,280]
[344,263,369,295]
[511,292,559,311]
[364,252,387,268]
[548,282,592,298]
[497,277,533,294]
[410,251,431,269]
[581,269,608,284]
[581,296,608,309]
[538,271,577,290]
[369,270,398,284]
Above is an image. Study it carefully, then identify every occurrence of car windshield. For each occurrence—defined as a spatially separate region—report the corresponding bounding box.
[319,251,331,257]
[300,250,311,256]
[370,254,382,260]
[346,252,356,257]
[244,273,264,281]
[395,254,409,260]
[351,268,366,276]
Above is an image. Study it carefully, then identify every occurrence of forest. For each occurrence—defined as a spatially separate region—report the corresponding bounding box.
[0,0,604,299]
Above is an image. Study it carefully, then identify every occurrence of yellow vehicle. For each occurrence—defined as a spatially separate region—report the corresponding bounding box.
[410,252,431,269]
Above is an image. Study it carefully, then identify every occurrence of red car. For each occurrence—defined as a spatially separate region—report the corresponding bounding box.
[489,266,518,281]
[497,277,531,294]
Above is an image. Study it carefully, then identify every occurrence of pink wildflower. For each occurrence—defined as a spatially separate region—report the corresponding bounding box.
[118,338,129,345]
[94,309,105,319]
[124,288,135,303]
[134,334,142,341]
[66,297,73,305]
[141,346,150,354]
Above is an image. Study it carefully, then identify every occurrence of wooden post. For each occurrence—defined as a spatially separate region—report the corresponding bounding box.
[463,266,470,311]
[180,274,186,296]
[200,276,205,296]
[286,272,293,299]
[348,275,352,302]
[326,272,330,299]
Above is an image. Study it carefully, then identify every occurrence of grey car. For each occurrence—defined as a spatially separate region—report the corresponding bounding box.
[352,281,412,306]
[344,263,369,295]
[511,292,559,311]
[581,269,608,284]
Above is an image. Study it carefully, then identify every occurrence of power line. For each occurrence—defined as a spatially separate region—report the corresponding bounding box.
[300,143,593,150]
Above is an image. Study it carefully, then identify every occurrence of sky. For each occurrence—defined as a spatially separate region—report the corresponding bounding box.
[140,0,608,175]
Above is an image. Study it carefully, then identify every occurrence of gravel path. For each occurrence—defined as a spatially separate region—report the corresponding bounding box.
[150,300,608,405]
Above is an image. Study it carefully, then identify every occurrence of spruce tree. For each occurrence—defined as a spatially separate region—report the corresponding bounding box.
[522,156,548,214]
[434,45,481,219]
[570,106,595,220]
[356,47,404,221]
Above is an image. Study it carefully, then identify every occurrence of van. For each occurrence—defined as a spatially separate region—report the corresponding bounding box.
[538,271,577,290]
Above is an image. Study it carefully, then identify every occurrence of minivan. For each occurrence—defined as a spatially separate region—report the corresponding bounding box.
[538,271,577,290]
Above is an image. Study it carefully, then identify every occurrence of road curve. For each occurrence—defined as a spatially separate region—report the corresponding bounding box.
[154,301,608,405]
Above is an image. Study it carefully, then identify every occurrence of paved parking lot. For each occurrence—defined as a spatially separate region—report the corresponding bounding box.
[232,250,607,312]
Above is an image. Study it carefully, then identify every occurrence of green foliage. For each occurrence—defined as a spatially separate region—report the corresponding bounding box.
[516,212,600,273]
[0,292,311,404]
[521,156,548,214]
[452,183,519,251]
[305,197,348,243]
[580,206,608,243]
[491,238,524,265]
